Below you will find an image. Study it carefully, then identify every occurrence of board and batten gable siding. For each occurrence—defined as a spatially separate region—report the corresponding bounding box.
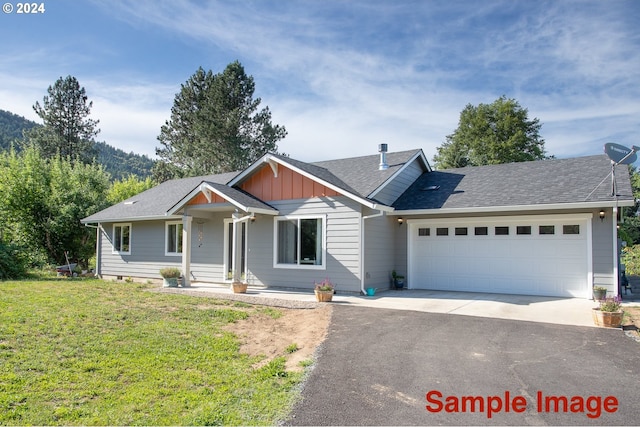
[372,158,427,206]
[239,163,340,200]
[245,196,363,293]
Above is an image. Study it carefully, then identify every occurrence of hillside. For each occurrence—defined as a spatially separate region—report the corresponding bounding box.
[0,109,155,180]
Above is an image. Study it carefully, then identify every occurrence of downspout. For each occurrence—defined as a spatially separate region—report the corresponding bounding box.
[613,206,619,297]
[360,210,385,295]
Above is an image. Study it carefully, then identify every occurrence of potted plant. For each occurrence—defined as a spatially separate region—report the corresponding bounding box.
[232,280,248,293]
[314,277,335,302]
[593,286,607,301]
[160,267,181,288]
[592,296,624,328]
[392,270,405,289]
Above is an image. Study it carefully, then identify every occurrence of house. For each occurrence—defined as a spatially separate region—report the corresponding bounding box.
[82,146,634,299]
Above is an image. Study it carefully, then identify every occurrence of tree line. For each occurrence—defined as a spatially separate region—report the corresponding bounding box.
[0,62,287,278]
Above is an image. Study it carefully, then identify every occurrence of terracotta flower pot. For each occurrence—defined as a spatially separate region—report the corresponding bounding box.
[315,289,333,302]
[232,281,248,293]
[592,308,623,328]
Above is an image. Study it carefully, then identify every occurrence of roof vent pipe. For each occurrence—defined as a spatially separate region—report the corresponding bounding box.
[378,143,389,170]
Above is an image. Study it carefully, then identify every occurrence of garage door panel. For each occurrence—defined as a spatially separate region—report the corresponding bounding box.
[409,217,589,298]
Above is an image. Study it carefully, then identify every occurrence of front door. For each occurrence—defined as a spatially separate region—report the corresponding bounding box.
[225,219,247,281]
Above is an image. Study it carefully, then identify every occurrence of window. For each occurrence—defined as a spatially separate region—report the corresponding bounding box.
[516,226,532,235]
[112,224,131,254]
[418,228,430,236]
[436,227,449,236]
[495,226,509,235]
[539,225,555,235]
[455,227,468,236]
[475,227,488,236]
[275,216,325,268]
[166,221,183,255]
[563,225,580,235]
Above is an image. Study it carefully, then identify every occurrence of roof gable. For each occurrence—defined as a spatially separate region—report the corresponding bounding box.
[229,153,394,210]
[312,149,428,198]
[169,181,278,216]
[239,163,341,201]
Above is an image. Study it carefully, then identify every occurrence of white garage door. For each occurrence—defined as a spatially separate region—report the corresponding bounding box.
[408,215,592,298]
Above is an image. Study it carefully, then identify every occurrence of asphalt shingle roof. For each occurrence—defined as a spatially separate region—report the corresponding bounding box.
[312,149,424,198]
[82,172,238,223]
[393,155,633,211]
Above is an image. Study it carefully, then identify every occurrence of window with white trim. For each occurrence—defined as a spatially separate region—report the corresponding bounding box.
[165,221,183,255]
[275,216,325,268]
[112,223,131,254]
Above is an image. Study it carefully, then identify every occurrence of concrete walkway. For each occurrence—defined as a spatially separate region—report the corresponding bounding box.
[165,282,608,327]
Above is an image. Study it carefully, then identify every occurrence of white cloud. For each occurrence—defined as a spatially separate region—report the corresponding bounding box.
[2,0,638,165]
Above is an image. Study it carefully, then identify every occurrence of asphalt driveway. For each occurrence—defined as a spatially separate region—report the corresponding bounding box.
[287,305,640,426]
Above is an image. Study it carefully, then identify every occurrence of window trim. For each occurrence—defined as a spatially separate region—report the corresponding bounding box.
[165,220,183,256]
[273,215,326,270]
[112,223,132,255]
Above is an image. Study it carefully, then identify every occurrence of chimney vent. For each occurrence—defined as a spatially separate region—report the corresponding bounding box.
[378,144,388,170]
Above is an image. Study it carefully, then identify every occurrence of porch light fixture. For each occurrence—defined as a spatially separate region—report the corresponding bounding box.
[397,217,404,226]
[250,215,256,222]
[599,210,605,222]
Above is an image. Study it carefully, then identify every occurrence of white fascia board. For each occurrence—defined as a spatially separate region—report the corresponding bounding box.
[168,182,278,216]
[228,153,272,186]
[81,214,183,224]
[368,150,430,200]
[395,200,634,216]
[233,154,393,211]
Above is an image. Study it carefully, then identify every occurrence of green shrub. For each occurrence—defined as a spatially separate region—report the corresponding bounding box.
[622,244,640,275]
[0,242,28,280]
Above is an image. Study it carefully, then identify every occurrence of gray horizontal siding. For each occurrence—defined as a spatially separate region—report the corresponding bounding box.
[247,196,363,293]
[363,213,396,291]
[373,158,425,205]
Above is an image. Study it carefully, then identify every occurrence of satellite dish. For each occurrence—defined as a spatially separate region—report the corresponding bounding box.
[604,142,637,164]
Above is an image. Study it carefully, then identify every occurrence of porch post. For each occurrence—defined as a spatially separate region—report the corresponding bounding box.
[231,219,238,281]
[182,214,192,287]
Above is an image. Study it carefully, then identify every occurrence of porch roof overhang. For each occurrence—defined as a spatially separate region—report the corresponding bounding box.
[168,181,279,216]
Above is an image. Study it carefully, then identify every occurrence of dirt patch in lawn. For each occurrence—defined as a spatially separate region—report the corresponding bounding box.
[622,305,640,339]
[224,305,332,371]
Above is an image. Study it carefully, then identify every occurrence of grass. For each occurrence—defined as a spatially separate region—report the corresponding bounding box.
[0,278,304,425]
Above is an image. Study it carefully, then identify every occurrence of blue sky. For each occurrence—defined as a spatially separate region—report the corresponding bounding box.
[0,0,638,163]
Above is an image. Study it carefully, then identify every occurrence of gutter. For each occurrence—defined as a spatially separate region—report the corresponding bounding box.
[360,210,385,295]
[396,200,635,217]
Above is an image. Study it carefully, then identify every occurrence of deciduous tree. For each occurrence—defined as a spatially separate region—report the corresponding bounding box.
[433,96,547,169]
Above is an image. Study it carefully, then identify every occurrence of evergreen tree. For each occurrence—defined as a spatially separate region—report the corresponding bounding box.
[154,61,287,181]
[27,75,100,163]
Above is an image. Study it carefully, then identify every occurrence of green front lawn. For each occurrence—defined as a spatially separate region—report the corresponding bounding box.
[0,279,303,425]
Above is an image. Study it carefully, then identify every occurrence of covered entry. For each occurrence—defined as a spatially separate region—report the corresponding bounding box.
[407,214,593,298]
